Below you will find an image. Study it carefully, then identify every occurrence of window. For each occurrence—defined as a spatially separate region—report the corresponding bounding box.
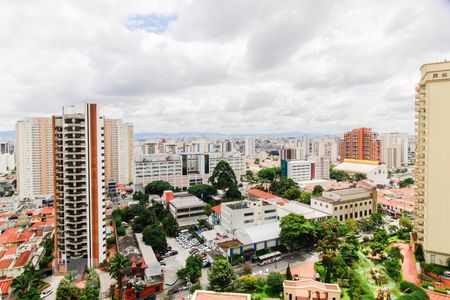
[431,255,436,264]
[340,215,343,221]
[364,210,367,216]
[244,212,254,217]
[433,73,438,78]
[443,73,448,77]
[350,213,353,218]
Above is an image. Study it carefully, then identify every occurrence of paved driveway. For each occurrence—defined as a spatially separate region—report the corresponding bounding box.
[42,274,64,300]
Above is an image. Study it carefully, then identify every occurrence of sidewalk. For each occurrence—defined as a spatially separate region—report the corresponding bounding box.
[391,242,419,284]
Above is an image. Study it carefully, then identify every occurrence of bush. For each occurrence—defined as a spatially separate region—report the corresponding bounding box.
[266,272,283,294]
[398,281,429,300]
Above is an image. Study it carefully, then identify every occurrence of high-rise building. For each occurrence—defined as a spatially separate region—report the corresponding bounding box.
[340,128,381,161]
[311,137,339,164]
[0,142,14,154]
[104,119,134,185]
[379,133,409,169]
[15,117,53,199]
[53,103,106,272]
[244,137,256,156]
[415,61,450,265]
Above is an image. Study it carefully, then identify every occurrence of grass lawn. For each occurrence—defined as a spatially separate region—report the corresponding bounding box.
[252,284,281,300]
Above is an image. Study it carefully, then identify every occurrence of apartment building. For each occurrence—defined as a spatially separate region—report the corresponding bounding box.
[311,187,377,222]
[0,152,14,174]
[53,104,106,272]
[134,151,245,189]
[340,128,381,161]
[280,137,339,164]
[168,195,207,229]
[311,137,339,163]
[415,61,450,265]
[221,198,278,233]
[0,143,14,155]
[104,119,134,185]
[379,133,409,169]
[244,136,256,156]
[15,117,53,199]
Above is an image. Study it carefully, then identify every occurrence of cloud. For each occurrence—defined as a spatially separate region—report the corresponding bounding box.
[0,0,450,134]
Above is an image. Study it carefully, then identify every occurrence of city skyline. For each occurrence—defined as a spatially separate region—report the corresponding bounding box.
[2,1,450,134]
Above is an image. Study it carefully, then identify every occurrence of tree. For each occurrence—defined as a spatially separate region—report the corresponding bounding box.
[269,177,296,196]
[280,214,317,250]
[353,173,367,181]
[370,242,385,256]
[224,184,242,200]
[188,184,218,202]
[370,212,383,226]
[56,278,79,300]
[240,262,252,276]
[209,161,238,192]
[208,258,237,292]
[399,217,413,232]
[341,233,359,265]
[282,188,301,200]
[399,177,414,188]
[162,213,178,237]
[312,185,324,196]
[145,180,173,196]
[143,223,167,253]
[131,208,158,233]
[344,219,360,233]
[330,169,350,182]
[267,272,284,294]
[286,264,293,280]
[317,222,341,283]
[133,191,149,206]
[373,227,388,245]
[177,255,203,283]
[238,275,257,293]
[299,191,312,205]
[246,170,254,180]
[189,283,202,294]
[12,264,45,299]
[108,253,131,300]
[258,168,277,181]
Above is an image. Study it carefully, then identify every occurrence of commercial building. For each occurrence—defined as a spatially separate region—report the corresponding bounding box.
[283,280,341,300]
[340,128,381,162]
[104,119,134,185]
[221,198,278,233]
[379,133,409,169]
[282,157,329,183]
[311,187,377,222]
[134,151,245,189]
[377,188,414,217]
[53,104,106,272]
[168,194,207,229]
[415,61,450,265]
[15,117,54,200]
[244,136,256,156]
[333,159,388,185]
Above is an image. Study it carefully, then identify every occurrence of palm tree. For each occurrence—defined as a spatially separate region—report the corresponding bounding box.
[108,253,131,299]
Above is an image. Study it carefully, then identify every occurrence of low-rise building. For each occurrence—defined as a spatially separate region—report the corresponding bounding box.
[311,187,377,222]
[169,195,207,229]
[377,188,414,217]
[192,290,251,300]
[333,159,388,185]
[283,280,341,300]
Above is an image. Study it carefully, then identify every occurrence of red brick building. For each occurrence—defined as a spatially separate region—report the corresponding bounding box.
[340,128,381,161]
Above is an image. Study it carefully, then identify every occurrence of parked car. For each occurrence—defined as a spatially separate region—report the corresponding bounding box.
[41,289,53,298]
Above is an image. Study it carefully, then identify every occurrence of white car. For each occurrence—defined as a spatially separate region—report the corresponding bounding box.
[41,288,53,298]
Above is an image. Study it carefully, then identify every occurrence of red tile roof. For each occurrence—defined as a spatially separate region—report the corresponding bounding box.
[0,259,13,270]
[0,278,13,295]
[211,205,221,215]
[5,230,34,244]
[13,250,31,268]
[247,189,279,200]
[45,217,55,225]
[5,248,16,256]
[0,228,19,244]
[42,206,54,215]
[0,251,5,260]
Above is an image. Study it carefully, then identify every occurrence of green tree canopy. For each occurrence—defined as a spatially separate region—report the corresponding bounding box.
[312,185,324,196]
[188,184,218,202]
[108,253,131,300]
[269,177,296,196]
[224,184,242,200]
[177,255,203,283]
[208,258,237,292]
[282,188,301,200]
[266,272,284,293]
[330,169,350,182]
[258,168,277,181]
[299,191,312,205]
[353,173,367,181]
[209,161,238,191]
[399,177,414,188]
[133,191,149,206]
[143,223,168,253]
[145,180,174,196]
[280,213,317,249]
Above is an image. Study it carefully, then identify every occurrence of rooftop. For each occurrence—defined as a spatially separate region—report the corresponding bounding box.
[334,161,382,174]
[277,201,331,220]
[170,195,205,209]
[247,189,279,200]
[193,290,251,300]
[284,279,341,292]
[236,222,281,245]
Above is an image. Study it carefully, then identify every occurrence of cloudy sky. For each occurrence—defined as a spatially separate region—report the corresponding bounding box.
[1,0,450,134]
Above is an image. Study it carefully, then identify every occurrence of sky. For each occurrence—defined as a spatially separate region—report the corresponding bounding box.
[1,0,450,135]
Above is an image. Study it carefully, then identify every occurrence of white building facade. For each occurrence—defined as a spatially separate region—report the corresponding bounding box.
[379,133,409,169]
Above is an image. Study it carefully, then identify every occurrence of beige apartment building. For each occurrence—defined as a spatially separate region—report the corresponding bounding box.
[104,119,134,185]
[15,117,54,199]
[415,61,450,265]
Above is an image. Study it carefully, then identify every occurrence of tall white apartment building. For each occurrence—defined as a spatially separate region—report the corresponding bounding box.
[104,119,134,185]
[15,117,53,199]
[244,137,256,156]
[53,103,106,272]
[415,61,450,265]
[379,133,409,169]
[134,151,245,189]
[282,158,330,183]
[311,137,339,163]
